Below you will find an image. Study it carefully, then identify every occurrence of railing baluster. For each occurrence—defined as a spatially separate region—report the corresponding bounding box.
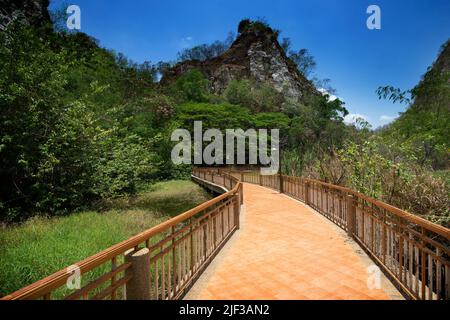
[436,248,441,299]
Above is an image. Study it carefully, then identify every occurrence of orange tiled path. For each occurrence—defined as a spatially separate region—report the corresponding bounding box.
[185,183,402,300]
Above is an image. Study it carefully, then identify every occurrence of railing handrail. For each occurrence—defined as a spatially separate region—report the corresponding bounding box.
[300,177,450,238]
[209,167,448,237]
[2,170,241,300]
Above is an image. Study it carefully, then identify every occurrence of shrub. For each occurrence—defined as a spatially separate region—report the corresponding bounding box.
[176,102,253,130]
[173,69,210,103]
[223,79,283,112]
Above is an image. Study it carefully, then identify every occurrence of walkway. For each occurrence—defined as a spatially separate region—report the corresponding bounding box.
[185,183,403,300]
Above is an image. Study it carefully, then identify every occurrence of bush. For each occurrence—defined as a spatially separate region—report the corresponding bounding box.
[93,135,156,197]
[223,79,283,112]
[176,102,253,130]
[173,69,210,103]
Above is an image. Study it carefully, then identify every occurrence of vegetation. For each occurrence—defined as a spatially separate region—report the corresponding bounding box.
[0,19,174,221]
[0,12,448,298]
[177,32,235,62]
[296,39,450,226]
[223,79,284,113]
[0,16,447,231]
[0,180,211,296]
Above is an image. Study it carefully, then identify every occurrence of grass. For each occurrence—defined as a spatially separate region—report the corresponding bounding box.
[0,180,211,297]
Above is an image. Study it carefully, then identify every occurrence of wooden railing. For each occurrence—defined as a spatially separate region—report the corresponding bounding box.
[1,170,242,300]
[213,168,450,300]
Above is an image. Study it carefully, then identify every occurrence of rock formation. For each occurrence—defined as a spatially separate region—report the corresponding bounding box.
[161,20,318,102]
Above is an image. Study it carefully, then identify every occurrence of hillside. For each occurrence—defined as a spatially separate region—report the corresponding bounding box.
[380,40,450,169]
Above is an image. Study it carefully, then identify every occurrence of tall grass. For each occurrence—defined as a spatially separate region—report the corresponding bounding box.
[0,180,211,297]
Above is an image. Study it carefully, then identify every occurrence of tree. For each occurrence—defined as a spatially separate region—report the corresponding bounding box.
[174,69,210,102]
[177,32,235,62]
[223,79,284,113]
[288,48,317,79]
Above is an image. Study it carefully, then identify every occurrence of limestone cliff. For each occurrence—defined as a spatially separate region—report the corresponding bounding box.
[161,21,318,102]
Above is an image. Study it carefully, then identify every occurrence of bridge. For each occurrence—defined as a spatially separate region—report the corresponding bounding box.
[2,168,449,300]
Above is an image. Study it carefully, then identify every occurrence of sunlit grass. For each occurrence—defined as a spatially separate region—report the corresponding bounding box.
[0,180,211,297]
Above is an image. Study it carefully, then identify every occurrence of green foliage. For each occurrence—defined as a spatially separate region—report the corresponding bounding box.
[93,134,156,197]
[376,86,412,104]
[337,139,391,198]
[0,22,84,219]
[176,102,253,129]
[0,22,172,221]
[288,48,317,79]
[377,41,449,170]
[173,69,210,103]
[223,79,283,112]
[253,113,290,132]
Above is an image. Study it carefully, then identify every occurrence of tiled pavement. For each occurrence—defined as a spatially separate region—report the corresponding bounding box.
[185,183,403,300]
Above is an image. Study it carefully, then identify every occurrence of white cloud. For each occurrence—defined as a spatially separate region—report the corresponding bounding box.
[344,113,370,125]
[180,36,194,48]
[318,88,341,102]
[379,115,397,124]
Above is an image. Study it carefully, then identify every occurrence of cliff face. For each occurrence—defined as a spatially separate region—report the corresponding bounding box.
[161,22,317,102]
[0,0,50,30]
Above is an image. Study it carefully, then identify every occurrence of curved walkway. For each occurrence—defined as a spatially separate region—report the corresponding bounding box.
[185,183,403,300]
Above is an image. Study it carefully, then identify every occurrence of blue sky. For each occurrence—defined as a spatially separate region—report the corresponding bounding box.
[50,0,450,127]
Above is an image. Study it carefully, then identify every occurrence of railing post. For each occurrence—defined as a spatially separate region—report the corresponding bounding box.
[125,248,151,300]
[279,174,283,193]
[346,195,356,238]
[240,184,244,205]
[305,182,310,205]
[234,192,240,230]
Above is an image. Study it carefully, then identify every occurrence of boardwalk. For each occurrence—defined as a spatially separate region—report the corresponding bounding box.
[186,183,403,300]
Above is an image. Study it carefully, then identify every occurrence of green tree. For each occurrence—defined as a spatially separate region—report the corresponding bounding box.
[173,70,210,103]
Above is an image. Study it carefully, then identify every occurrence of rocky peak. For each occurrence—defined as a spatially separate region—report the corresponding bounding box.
[161,20,317,102]
[0,0,51,30]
